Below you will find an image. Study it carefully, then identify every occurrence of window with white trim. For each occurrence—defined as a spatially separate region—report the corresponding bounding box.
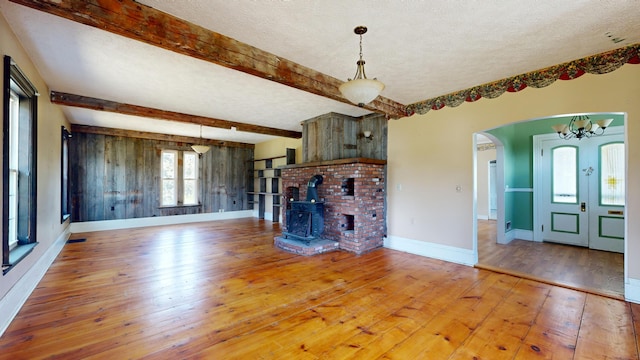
[183,151,198,205]
[160,149,199,206]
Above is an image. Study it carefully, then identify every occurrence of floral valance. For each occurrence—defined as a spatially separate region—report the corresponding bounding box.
[405,44,640,116]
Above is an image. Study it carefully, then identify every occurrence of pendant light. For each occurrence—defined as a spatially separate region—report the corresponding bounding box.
[339,26,385,107]
[191,124,210,154]
[551,115,613,140]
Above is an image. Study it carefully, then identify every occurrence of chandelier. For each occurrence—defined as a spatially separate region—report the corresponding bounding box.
[191,124,210,154]
[551,115,613,140]
[338,26,385,107]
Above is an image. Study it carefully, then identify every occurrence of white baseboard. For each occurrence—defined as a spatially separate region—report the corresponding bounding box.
[0,228,70,337]
[626,278,640,304]
[500,229,533,244]
[501,230,515,244]
[514,229,533,241]
[477,215,489,220]
[384,235,476,266]
[69,210,253,233]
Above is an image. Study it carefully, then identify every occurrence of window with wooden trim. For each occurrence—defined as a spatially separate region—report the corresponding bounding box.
[160,149,199,207]
[3,56,38,274]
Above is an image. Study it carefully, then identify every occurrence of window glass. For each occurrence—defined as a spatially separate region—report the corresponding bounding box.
[183,152,198,205]
[161,150,177,206]
[61,127,71,222]
[600,142,625,206]
[552,146,577,203]
[8,91,19,250]
[3,56,38,271]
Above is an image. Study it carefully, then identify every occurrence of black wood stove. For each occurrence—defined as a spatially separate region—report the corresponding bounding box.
[283,175,324,244]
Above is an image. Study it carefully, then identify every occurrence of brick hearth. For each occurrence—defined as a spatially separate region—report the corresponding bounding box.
[279,158,386,255]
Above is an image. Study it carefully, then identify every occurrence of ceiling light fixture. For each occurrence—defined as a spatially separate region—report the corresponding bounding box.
[191,124,210,154]
[551,115,613,140]
[339,26,385,107]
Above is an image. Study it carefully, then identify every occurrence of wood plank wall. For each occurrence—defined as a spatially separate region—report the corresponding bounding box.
[302,112,387,162]
[69,132,254,222]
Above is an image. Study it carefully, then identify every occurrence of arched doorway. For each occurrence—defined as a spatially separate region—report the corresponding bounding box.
[474,113,626,298]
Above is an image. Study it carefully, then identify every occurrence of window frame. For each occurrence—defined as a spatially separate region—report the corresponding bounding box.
[160,149,178,207]
[3,55,38,274]
[160,149,200,208]
[182,151,199,206]
[61,126,71,222]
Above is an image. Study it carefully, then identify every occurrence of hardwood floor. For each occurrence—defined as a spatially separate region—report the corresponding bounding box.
[1,218,639,359]
[476,219,625,299]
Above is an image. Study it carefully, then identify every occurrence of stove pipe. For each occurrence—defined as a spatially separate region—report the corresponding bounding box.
[306,175,323,202]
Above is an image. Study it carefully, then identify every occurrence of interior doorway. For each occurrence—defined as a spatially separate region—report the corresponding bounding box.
[473,113,626,298]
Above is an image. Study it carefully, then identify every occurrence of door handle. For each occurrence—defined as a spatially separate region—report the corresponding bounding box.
[580,202,586,212]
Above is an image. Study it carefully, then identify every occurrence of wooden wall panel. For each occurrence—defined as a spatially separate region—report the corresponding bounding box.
[90,134,106,221]
[142,140,158,217]
[69,133,253,222]
[358,114,387,160]
[130,138,145,218]
[302,112,387,162]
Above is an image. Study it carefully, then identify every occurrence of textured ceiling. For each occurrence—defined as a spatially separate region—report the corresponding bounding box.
[1,0,639,144]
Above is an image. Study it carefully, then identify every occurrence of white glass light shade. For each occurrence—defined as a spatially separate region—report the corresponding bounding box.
[191,144,210,154]
[596,118,614,128]
[551,124,568,134]
[339,78,385,106]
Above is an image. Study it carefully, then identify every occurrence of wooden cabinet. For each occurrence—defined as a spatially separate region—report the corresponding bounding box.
[249,148,295,222]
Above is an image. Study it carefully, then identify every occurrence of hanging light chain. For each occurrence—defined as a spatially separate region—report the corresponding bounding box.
[359,32,364,62]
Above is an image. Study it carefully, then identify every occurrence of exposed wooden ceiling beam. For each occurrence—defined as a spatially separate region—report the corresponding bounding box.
[70,124,255,149]
[11,0,408,119]
[51,91,302,139]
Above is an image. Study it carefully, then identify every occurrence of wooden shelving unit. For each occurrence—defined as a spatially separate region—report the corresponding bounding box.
[249,149,295,222]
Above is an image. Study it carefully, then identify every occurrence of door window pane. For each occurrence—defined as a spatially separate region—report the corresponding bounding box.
[600,142,625,206]
[552,146,577,203]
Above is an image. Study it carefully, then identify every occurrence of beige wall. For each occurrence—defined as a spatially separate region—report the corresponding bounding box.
[387,64,640,280]
[254,137,302,163]
[0,13,71,299]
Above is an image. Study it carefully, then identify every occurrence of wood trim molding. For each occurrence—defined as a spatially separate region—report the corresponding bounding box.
[281,157,387,169]
[12,0,408,118]
[70,124,255,149]
[68,210,254,233]
[53,91,301,139]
